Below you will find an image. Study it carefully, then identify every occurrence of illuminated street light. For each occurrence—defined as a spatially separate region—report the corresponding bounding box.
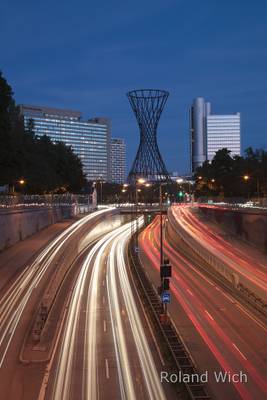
[122,189,127,193]
[137,178,146,184]
[243,175,250,181]
[198,176,203,180]
[123,183,129,187]
[19,179,25,185]
[145,183,151,187]
[176,178,184,184]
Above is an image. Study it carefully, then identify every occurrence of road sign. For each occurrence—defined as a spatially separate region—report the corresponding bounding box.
[160,264,172,278]
[162,292,171,304]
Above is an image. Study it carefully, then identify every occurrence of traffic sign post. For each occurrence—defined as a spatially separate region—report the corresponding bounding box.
[161,292,170,304]
[159,259,172,323]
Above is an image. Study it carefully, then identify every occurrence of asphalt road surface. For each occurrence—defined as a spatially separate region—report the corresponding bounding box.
[139,215,267,400]
[42,218,176,400]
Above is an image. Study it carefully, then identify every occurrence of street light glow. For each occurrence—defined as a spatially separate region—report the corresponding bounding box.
[243,175,250,181]
[19,179,25,185]
[176,178,184,184]
[137,178,146,184]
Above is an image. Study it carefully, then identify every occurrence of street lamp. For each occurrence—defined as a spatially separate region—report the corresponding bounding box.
[133,178,148,249]
[243,175,250,200]
[137,178,146,184]
[98,178,106,204]
[243,175,260,203]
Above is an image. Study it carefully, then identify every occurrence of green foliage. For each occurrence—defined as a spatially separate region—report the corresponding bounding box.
[195,147,267,198]
[0,71,86,193]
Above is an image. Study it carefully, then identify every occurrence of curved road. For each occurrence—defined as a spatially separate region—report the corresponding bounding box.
[139,215,267,400]
[42,219,172,400]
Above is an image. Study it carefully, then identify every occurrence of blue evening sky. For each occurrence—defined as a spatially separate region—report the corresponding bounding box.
[1,0,267,174]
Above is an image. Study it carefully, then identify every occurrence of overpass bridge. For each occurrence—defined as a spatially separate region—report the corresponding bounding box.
[114,203,168,214]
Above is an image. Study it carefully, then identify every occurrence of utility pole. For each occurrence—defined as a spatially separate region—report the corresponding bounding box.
[159,183,164,265]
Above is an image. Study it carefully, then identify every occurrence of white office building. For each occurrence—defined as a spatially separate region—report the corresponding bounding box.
[20,105,111,181]
[189,97,241,172]
[207,113,241,161]
[110,138,126,183]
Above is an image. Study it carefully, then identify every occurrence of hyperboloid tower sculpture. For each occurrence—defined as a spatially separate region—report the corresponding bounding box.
[127,89,171,184]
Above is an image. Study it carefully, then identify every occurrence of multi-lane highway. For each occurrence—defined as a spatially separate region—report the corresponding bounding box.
[171,205,267,299]
[139,213,267,400]
[0,209,135,399]
[42,218,173,400]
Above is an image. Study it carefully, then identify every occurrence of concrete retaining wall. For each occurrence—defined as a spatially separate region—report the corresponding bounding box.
[167,207,267,306]
[0,207,67,251]
[197,205,267,252]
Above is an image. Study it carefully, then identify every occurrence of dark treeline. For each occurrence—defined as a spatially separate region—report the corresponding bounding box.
[0,71,86,194]
[195,148,267,198]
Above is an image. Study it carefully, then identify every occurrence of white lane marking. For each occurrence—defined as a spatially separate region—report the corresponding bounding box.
[234,303,267,334]
[187,289,193,296]
[103,320,107,332]
[116,221,166,400]
[103,296,105,305]
[103,280,105,287]
[105,358,110,379]
[232,343,247,360]
[205,310,214,321]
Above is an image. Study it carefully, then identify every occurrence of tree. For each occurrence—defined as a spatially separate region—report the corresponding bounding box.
[194,147,267,199]
[0,71,86,193]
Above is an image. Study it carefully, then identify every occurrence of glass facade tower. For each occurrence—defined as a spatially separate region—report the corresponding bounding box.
[110,138,126,183]
[189,98,241,173]
[206,113,241,161]
[20,105,111,181]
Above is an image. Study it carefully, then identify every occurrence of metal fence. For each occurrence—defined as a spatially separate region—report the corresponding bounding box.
[0,194,91,209]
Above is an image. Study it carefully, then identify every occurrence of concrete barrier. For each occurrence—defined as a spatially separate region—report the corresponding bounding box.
[197,205,267,252]
[0,207,65,251]
[167,207,267,309]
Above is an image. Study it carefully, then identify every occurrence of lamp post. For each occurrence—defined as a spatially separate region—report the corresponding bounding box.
[97,178,105,204]
[132,178,147,249]
[243,175,260,204]
[257,177,260,204]
[243,175,250,200]
[159,183,163,265]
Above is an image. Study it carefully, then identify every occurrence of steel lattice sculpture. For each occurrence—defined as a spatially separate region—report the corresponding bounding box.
[127,89,171,184]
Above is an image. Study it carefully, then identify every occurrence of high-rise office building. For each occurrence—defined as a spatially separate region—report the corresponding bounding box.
[189,97,241,173]
[189,97,210,173]
[206,113,241,161]
[110,138,126,184]
[20,105,111,181]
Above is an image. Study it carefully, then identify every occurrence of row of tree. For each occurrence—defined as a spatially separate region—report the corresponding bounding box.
[194,148,267,198]
[0,71,86,193]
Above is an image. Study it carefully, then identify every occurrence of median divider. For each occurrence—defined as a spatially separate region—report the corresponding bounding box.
[128,232,211,400]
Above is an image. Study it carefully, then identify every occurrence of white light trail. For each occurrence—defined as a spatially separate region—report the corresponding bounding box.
[0,208,114,369]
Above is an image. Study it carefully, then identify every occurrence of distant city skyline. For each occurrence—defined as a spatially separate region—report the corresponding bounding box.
[1,0,267,174]
[190,97,241,173]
